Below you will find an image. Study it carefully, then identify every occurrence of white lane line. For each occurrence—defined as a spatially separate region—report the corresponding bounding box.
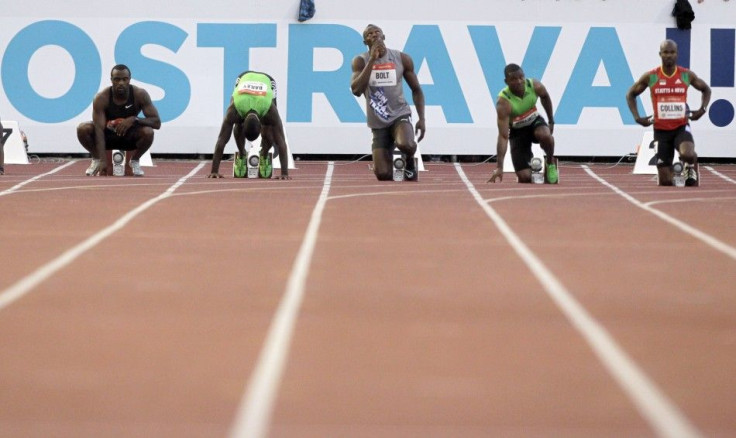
[704,165,736,184]
[0,162,206,311]
[455,164,702,438]
[584,165,736,261]
[0,160,78,197]
[229,162,335,438]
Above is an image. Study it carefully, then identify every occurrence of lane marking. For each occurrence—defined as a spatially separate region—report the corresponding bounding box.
[229,162,334,438]
[455,163,702,438]
[704,165,736,184]
[0,162,205,311]
[0,161,77,197]
[584,165,736,261]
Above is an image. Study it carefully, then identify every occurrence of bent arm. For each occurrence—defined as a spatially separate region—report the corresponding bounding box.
[350,55,373,97]
[135,88,162,129]
[626,73,650,120]
[210,105,238,175]
[689,71,711,119]
[495,99,511,170]
[91,93,109,160]
[535,80,555,132]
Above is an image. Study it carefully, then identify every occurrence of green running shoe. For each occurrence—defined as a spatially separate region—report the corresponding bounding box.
[546,163,558,184]
[233,153,247,178]
[259,154,273,179]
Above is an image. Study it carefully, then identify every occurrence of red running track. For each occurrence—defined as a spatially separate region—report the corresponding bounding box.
[0,159,735,437]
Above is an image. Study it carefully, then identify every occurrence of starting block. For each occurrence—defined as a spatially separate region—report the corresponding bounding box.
[247,135,296,173]
[391,148,423,181]
[530,157,544,184]
[658,160,699,187]
[103,149,154,176]
[245,147,272,178]
[2,121,29,164]
[502,147,557,183]
[503,146,544,174]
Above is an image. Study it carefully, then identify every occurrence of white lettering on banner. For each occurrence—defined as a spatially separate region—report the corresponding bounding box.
[237,81,267,96]
[0,4,733,157]
[369,63,397,87]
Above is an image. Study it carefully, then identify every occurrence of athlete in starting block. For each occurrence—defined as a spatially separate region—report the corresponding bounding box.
[487,64,558,184]
[207,70,290,180]
[626,39,711,187]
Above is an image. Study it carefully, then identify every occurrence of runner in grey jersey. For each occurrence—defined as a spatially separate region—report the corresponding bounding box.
[351,24,425,181]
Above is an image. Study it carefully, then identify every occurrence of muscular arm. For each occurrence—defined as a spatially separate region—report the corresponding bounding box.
[495,98,511,170]
[488,98,511,183]
[626,73,653,126]
[112,87,162,137]
[350,39,385,96]
[402,52,426,142]
[208,104,239,177]
[134,87,161,129]
[350,55,373,97]
[688,71,712,121]
[91,91,110,166]
[534,80,555,134]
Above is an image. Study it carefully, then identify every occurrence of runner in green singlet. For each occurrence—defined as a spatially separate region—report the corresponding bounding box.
[207,70,290,179]
[488,64,558,184]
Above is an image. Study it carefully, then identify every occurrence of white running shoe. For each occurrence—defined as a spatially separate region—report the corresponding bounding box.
[85,159,100,176]
[685,166,698,187]
[129,159,144,177]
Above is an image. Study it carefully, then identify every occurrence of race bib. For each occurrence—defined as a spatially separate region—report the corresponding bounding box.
[657,100,687,119]
[237,80,268,96]
[369,63,398,87]
[511,107,539,128]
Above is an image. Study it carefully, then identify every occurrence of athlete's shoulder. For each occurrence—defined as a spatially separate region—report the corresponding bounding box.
[497,86,512,100]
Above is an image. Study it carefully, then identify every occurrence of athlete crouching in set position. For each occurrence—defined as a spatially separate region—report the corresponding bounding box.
[77,64,161,176]
[626,39,711,186]
[350,24,425,181]
[207,70,290,180]
[488,64,558,184]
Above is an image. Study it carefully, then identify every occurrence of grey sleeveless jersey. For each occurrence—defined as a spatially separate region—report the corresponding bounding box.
[360,48,412,129]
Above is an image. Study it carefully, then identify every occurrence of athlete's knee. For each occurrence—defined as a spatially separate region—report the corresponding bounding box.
[539,134,555,148]
[76,122,93,137]
[679,146,697,163]
[140,126,155,142]
[395,140,417,156]
[517,170,532,183]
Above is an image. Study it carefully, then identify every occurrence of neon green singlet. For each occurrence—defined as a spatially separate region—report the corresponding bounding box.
[232,72,274,118]
[498,79,540,129]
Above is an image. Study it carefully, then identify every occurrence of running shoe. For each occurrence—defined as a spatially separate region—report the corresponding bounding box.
[85,159,100,176]
[233,153,247,178]
[259,154,273,179]
[129,159,144,177]
[546,162,558,184]
[685,166,698,187]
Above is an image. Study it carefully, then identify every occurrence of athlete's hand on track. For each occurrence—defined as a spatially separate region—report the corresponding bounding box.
[487,168,503,183]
